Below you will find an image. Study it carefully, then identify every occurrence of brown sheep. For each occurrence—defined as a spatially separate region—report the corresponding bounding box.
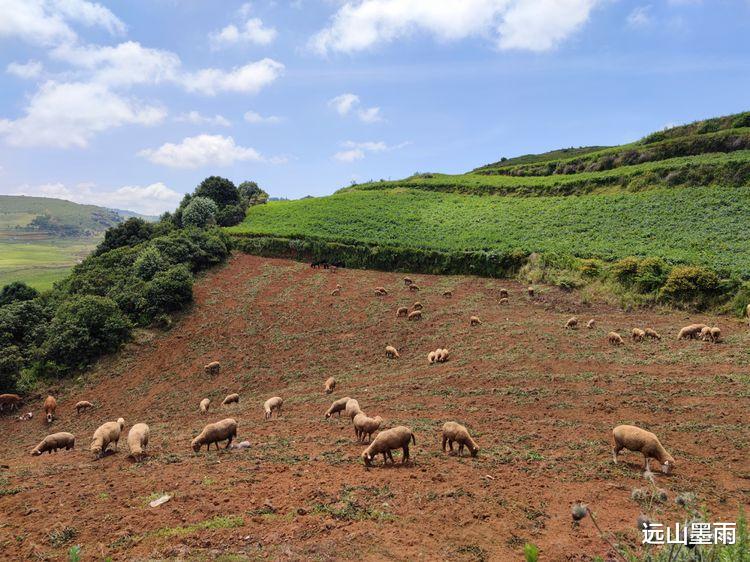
[612,424,674,474]
[127,423,150,461]
[222,393,240,406]
[396,306,408,317]
[385,345,400,359]
[408,310,422,321]
[527,286,534,297]
[361,426,415,466]
[409,284,420,292]
[632,328,646,342]
[412,302,423,311]
[75,400,93,414]
[608,332,624,345]
[441,422,479,457]
[499,289,509,299]
[264,397,283,420]
[31,432,75,456]
[325,396,351,418]
[470,316,482,326]
[324,377,336,394]
[403,277,413,286]
[353,413,383,443]
[677,324,708,340]
[204,361,220,376]
[43,395,57,424]
[644,328,661,340]
[565,317,578,330]
[0,393,22,413]
[191,418,237,452]
[374,287,388,296]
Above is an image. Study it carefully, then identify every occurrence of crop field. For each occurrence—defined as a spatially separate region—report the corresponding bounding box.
[230,186,750,278]
[0,255,747,560]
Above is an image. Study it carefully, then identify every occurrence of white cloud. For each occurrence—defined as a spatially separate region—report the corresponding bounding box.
[310,0,600,54]
[627,5,652,27]
[138,134,267,168]
[182,58,284,96]
[0,81,166,148]
[210,18,277,48]
[329,93,383,123]
[175,111,231,127]
[333,140,405,162]
[0,0,124,46]
[334,148,365,162]
[243,110,281,124]
[6,60,44,79]
[8,181,181,215]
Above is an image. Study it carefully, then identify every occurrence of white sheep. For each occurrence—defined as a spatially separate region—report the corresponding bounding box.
[608,332,624,345]
[710,326,721,343]
[324,377,336,394]
[31,432,75,456]
[435,348,450,363]
[200,398,210,413]
[677,324,708,340]
[408,310,422,321]
[612,424,674,474]
[403,277,413,286]
[412,302,423,311]
[91,418,125,458]
[222,393,240,406]
[409,284,420,293]
[374,287,388,296]
[470,315,482,326]
[427,351,437,364]
[264,396,283,420]
[385,345,400,359]
[441,422,479,457]
[325,396,352,418]
[353,413,383,443]
[565,317,578,329]
[499,297,509,305]
[127,423,150,461]
[331,288,340,296]
[191,418,237,452]
[75,401,93,414]
[204,361,221,376]
[361,426,415,466]
[587,319,596,329]
[396,306,408,318]
[645,328,661,340]
[344,398,361,421]
[632,328,646,342]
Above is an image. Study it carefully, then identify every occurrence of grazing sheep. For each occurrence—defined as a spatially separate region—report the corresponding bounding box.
[441,422,479,457]
[264,396,283,420]
[645,328,661,340]
[470,316,482,326]
[612,424,674,474]
[500,289,509,299]
[527,286,534,297]
[408,310,422,321]
[199,398,211,413]
[427,351,437,364]
[127,423,150,461]
[412,302,423,311]
[353,413,383,443]
[699,326,712,341]
[222,393,240,406]
[31,432,75,456]
[336,283,342,290]
[443,290,453,298]
[325,397,352,419]
[204,361,221,376]
[587,319,596,329]
[90,418,125,458]
[608,332,624,345]
[43,395,57,424]
[499,297,509,305]
[632,328,646,342]
[331,288,340,296]
[403,277,413,286]
[385,345,400,359]
[374,287,388,296]
[191,418,237,452]
[565,317,578,330]
[345,398,362,421]
[361,426,415,466]
[409,284,420,292]
[324,377,336,394]
[75,401,93,414]
[0,393,22,413]
[435,348,450,363]
[710,327,721,343]
[677,324,708,340]
[396,306,409,318]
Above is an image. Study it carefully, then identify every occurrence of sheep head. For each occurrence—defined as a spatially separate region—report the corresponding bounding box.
[661,460,674,475]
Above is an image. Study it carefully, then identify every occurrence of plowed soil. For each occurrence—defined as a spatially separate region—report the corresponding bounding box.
[1,254,748,561]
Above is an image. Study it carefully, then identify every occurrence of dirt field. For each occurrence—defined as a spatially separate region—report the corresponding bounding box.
[1,254,748,561]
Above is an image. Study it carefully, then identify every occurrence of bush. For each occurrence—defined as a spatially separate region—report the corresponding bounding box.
[216,204,245,227]
[95,218,154,256]
[42,295,131,374]
[728,282,750,318]
[182,197,218,228]
[133,246,167,281]
[0,281,39,307]
[142,265,193,319]
[659,266,721,308]
[634,257,669,293]
[194,176,240,208]
[611,256,641,286]
[577,259,603,278]
[0,345,23,392]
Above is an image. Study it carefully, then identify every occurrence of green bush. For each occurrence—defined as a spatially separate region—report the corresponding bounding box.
[0,345,23,392]
[634,257,669,293]
[182,197,218,228]
[216,204,245,227]
[0,281,39,307]
[194,176,240,208]
[659,266,721,308]
[95,218,154,256]
[611,256,641,286]
[577,259,603,278]
[728,282,750,318]
[142,265,193,319]
[133,246,167,281]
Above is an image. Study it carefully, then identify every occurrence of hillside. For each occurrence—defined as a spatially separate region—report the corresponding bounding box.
[0,255,747,560]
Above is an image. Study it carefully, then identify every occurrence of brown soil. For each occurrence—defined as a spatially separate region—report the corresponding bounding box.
[1,254,748,561]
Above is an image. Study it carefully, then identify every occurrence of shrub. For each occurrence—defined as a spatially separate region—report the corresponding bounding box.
[182,197,218,228]
[0,345,23,392]
[634,257,669,293]
[95,218,154,256]
[216,204,245,227]
[659,266,721,308]
[728,282,750,318]
[133,246,167,281]
[0,282,39,307]
[577,259,603,278]
[611,257,642,286]
[194,176,240,208]
[142,265,193,319]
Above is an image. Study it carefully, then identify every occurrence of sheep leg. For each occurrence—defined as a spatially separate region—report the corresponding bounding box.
[644,456,651,472]
[458,444,464,457]
[612,446,621,464]
[225,435,233,449]
[402,445,410,464]
[441,435,447,452]
[448,439,454,452]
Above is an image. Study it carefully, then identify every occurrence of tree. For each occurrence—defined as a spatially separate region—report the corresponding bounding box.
[194,176,239,208]
[133,246,167,281]
[182,197,218,228]
[238,181,268,207]
[95,218,154,256]
[216,204,245,227]
[0,282,39,307]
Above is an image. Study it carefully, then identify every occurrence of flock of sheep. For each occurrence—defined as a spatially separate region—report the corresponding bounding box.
[5,275,747,476]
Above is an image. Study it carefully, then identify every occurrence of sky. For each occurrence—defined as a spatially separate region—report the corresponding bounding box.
[1,0,750,215]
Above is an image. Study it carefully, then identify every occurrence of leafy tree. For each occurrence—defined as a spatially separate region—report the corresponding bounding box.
[238,180,268,207]
[216,204,245,227]
[182,197,218,228]
[95,218,154,256]
[143,265,193,318]
[134,246,167,281]
[0,281,39,307]
[194,176,239,208]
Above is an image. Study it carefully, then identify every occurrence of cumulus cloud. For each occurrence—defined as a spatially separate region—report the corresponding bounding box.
[333,140,405,162]
[182,58,285,96]
[244,110,281,124]
[329,93,383,123]
[138,134,270,168]
[0,81,166,148]
[6,60,44,79]
[175,111,231,127]
[210,18,277,48]
[310,0,600,54]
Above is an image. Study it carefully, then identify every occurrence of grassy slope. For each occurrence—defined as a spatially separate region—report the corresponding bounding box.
[0,195,122,231]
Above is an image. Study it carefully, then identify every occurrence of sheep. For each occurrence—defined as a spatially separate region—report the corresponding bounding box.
[527,286,534,297]
[361,426,415,466]
[222,393,240,406]
[565,317,578,330]
[90,418,125,458]
[31,432,75,456]
[587,319,596,329]
[408,310,422,321]
[353,413,383,443]
[470,316,482,326]
[608,332,624,345]
[374,287,388,296]
[699,326,712,341]
[677,323,708,340]
[427,351,437,364]
[645,328,661,340]
[612,424,674,474]
[325,396,352,419]
[204,361,220,376]
[441,422,479,457]
[499,289,509,299]
[345,398,361,421]
[191,418,237,452]
[43,395,57,424]
[0,393,22,413]
[324,377,336,394]
[75,401,93,414]
[632,328,646,342]
[747,303,750,325]
[385,345,400,359]
[435,348,450,363]
[412,302,423,311]
[396,306,409,318]
[403,277,413,286]
[443,290,453,298]
[409,284,420,292]
[331,288,340,296]
[127,423,150,461]
[499,297,509,305]
[264,396,283,420]
[710,327,721,343]
[199,398,211,413]
[336,283,342,290]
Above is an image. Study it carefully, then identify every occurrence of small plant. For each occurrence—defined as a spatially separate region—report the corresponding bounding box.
[67,545,82,562]
[49,527,77,548]
[524,542,539,562]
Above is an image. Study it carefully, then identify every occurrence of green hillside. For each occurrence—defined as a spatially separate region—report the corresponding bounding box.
[229,112,750,308]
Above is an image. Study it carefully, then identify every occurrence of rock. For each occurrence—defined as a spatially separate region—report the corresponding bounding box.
[149,494,172,508]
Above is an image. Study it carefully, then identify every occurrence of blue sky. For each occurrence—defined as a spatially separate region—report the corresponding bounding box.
[1,0,749,214]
